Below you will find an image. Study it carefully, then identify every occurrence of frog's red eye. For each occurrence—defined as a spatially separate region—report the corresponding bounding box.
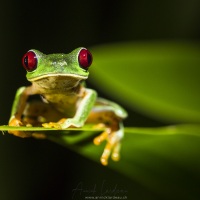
[78,49,92,70]
[22,51,37,72]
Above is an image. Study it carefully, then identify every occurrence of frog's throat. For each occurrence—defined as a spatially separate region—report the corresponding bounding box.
[27,73,88,82]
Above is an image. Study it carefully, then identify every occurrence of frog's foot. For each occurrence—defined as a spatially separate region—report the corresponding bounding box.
[93,126,124,166]
[42,118,65,129]
[92,123,107,130]
[8,117,32,138]
[42,118,82,129]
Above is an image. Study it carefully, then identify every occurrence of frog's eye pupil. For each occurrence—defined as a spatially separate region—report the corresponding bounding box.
[22,51,37,72]
[78,49,93,70]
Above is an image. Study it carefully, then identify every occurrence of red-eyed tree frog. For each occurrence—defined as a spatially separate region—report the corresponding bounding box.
[8,48,128,165]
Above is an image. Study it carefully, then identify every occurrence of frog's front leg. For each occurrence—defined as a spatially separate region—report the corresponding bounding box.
[42,88,97,129]
[8,86,37,138]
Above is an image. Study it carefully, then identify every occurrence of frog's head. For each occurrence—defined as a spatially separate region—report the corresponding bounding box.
[22,48,92,90]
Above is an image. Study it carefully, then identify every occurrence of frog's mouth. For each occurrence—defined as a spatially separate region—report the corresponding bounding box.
[28,73,87,82]
[29,73,87,92]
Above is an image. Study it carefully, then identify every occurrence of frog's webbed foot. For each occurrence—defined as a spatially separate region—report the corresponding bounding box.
[8,117,32,138]
[42,118,65,129]
[8,117,47,139]
[93,124,124,166]
[42,118,82,129]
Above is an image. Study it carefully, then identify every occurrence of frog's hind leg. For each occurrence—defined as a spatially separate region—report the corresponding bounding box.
[87,107,124,166]
[93,123,124,166]
[17,99,65,139]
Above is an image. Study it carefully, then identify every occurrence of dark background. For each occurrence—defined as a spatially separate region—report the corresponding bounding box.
[0,0,199,199]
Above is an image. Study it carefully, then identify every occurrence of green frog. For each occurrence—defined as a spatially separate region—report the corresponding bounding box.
[8,48,127,165]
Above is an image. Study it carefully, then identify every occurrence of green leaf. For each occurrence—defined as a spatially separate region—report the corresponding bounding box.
[0,125,103,145]
[89,41,200,123]
[0,125,99,132]
[2,124,200,198]
[47,124,200,199]
[2,123,200,178]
